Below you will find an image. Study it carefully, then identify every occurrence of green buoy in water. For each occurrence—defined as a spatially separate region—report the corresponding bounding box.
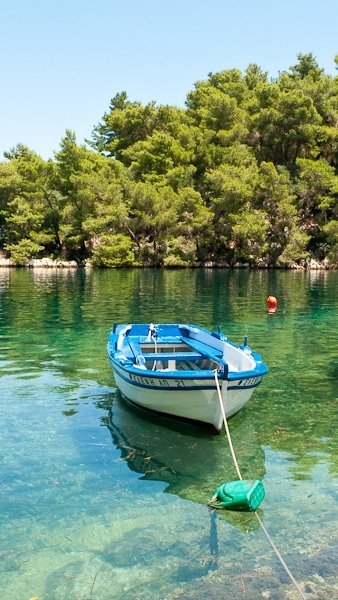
[210,479,265,511]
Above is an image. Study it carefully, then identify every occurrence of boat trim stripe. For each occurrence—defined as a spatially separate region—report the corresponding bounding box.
[111,362,262,391]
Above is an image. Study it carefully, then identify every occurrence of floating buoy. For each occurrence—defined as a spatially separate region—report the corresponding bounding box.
[210,479,265,511]
[267,295,277,314]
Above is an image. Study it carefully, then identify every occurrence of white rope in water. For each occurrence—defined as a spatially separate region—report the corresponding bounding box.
[254,512,307,599]
[213,370,307,600]
[214,369,242,481]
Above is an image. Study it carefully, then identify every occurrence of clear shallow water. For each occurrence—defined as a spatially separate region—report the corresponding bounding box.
[0,268,337,600]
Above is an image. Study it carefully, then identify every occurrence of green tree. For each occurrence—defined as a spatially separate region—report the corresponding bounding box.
[295,158,338,259]
[296,158,338,224]
[1,145,59,262]
[206,160,258,262]
[186,72,250,176]
[0,161,21,248]
[250,86,322,165]
[125,181,178,265]
[230,208,269,265]
[122,131,193,185]
[322,220,338,262]
[91,94,160,158]
[54,131,128,261]
[91,93,189,161]
[255,162,304,264]
[91,233,135,267]
[164,187,213,265]
[5,238,44,265]
[244,64,268,90]
[289,53,324,80]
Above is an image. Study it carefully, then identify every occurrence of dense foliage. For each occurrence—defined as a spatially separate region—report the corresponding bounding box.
[1,54,337,267]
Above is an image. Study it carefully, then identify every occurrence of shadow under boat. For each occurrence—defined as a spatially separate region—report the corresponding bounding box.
[106,391,266,532]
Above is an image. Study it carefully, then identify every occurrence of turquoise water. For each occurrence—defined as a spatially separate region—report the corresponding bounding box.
[0,268,337,600]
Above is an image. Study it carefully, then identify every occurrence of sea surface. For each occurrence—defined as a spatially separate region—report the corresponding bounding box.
[0,268,337,600]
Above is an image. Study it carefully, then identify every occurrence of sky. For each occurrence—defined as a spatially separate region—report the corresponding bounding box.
[1,0,337,160]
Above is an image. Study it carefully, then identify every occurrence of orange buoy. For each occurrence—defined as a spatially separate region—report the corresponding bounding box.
[267,296,277,314]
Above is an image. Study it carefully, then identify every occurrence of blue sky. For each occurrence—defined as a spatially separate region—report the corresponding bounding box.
[1,0,337,160]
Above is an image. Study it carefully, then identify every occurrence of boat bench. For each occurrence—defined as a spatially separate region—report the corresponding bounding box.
[180,336,225,365]
[126,340,203,363]
[126,338,143,358]
[141,351,203,361]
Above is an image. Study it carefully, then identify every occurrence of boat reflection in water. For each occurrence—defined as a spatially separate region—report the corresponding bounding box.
[107,391,266,532]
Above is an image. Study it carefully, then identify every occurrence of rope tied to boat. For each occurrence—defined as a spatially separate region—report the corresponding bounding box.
[212,369,307,600]
[213,371,242,481]
[146,323,160,371]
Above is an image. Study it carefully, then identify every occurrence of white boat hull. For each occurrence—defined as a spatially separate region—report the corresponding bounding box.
[111,362,258,431]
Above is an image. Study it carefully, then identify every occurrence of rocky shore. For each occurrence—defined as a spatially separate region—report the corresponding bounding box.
[0,257,335,269]
[0,257,88,268]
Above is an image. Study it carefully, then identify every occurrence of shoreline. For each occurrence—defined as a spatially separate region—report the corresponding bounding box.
[0,257,336,270]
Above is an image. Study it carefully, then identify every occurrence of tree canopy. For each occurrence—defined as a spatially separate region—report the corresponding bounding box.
[1,53,337,267]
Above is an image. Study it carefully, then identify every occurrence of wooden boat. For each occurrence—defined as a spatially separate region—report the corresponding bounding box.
[107,323,268,432]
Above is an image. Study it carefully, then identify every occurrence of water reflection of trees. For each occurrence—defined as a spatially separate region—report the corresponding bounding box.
[1,268,337,481]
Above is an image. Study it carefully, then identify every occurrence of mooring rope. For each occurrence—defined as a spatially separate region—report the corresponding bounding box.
[214,369,242,481]
[213,370,307,600]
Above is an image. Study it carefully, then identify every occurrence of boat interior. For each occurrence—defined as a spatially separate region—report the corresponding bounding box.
[139,343,219,372]
[114,324,256,374]
[122,334,225,373]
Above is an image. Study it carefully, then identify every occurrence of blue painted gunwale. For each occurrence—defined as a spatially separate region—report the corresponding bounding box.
[109,360,263,392]
[107,322,267,390]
